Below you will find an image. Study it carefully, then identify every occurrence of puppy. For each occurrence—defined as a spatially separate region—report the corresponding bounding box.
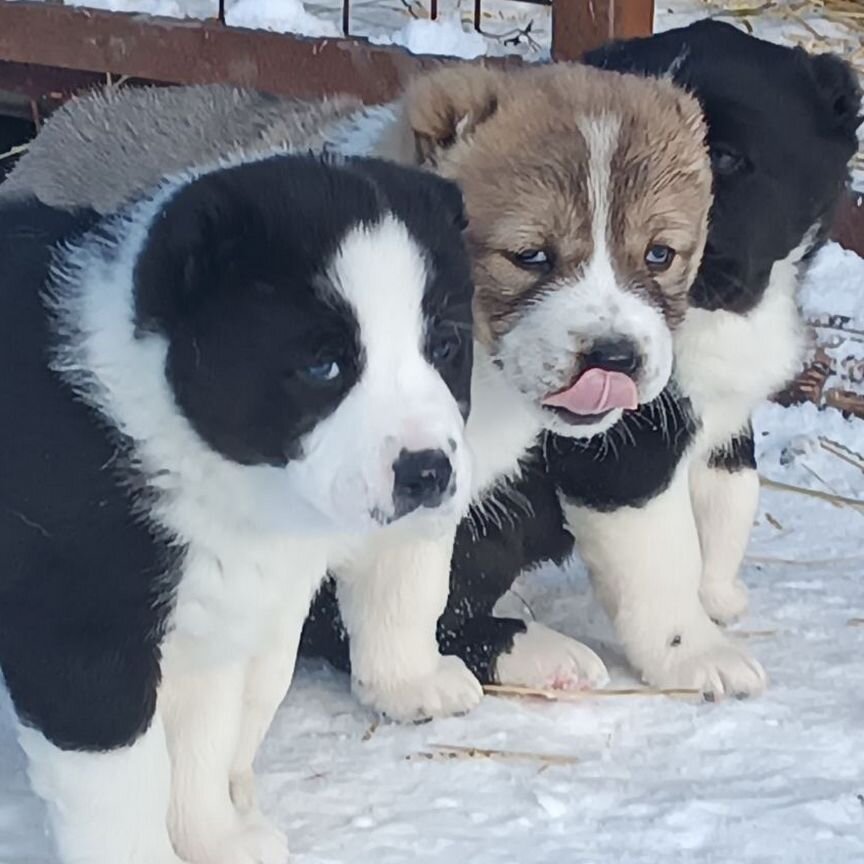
[0,152,476,864]
[548,21,863,697]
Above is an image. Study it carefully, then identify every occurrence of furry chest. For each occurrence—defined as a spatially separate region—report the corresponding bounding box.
[674,270,805,451]
[166,536,328,667]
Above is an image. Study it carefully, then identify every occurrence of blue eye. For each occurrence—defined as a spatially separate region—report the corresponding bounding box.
[302,360,341,382]
[645,244,676,271]
[513,248,551,269]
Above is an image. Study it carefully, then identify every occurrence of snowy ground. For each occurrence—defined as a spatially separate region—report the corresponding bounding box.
[1,238,862,861]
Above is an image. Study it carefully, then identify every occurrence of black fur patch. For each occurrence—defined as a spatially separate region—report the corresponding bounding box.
[707,425,757,472]
[548,391,698,512]
[0,198,172,751]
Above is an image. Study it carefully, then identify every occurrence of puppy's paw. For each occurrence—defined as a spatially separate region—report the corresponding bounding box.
[353,655,483,723]
[700,578,750,625]
[640,629,767,700]
[197,821,289,864]
[494,622,609,690]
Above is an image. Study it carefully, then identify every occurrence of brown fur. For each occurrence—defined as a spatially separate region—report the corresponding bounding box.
[393,64,712,347]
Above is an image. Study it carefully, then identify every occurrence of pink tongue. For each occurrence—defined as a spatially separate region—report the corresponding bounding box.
[542,368,639,415]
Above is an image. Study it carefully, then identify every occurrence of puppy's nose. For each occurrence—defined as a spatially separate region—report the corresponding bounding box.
[584,339,642,376]
[392,448,453,519]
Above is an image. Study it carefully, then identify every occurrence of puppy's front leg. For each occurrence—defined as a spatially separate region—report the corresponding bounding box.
[335,530,483,722]
[17,715,185,864]
[230,593,313,824]
[690,430,759,624]
[161,659,288,864]
[563,461,766,699]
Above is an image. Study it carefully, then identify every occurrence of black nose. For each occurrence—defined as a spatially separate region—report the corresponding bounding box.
[392,449,453,519]
[584,339,642,376]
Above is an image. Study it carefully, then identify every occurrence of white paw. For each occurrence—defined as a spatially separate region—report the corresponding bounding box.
[640,631,767,699]
[194,822,289,864]
[494,622,609,690]
[700,578,750,625]
[353,655,483,723]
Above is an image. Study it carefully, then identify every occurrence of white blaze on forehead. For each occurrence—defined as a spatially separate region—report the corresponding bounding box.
[577,113,621,265]
[327,215,429,379]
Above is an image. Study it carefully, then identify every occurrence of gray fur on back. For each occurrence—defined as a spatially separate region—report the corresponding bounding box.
[1,83,363,213]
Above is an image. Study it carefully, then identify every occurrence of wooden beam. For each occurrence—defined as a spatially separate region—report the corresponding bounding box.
[0,1,519,104]
[551,0,654,62]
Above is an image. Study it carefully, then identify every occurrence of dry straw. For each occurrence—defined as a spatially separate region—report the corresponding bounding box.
[483,683,702,701]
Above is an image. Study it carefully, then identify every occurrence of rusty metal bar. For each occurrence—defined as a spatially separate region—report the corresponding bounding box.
[0,1,520,104]
[551,0,654,62]
[832,191,864,258]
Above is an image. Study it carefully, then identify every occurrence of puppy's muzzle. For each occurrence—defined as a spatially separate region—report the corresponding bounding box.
[584,338,642,377]
[391,448,454,519]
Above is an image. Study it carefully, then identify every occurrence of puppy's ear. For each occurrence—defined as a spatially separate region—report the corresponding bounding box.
[402,65,505,166]
[809,51,863,138]
[134,175,236,332]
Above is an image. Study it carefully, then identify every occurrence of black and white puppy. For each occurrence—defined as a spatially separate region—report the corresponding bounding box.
[551,21,862,696]
[0,153,476,864]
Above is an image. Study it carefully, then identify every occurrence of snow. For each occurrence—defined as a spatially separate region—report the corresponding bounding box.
[228,0,340,37]
[1,233,863,860]
[371,17,488,60]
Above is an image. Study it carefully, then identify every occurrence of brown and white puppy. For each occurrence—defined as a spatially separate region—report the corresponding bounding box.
[399,65,709,439]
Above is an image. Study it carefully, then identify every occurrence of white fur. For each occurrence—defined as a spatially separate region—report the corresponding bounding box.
[563,462,767,698]
[494,622,609,690]
[229,608,308,818]
[465,346,542,496]
[491,115,673,440]
[676,236,810,455]
[690,462,759,624]
[160,660,288,864]
[30,163,477,863]
[336,527,483,722]
[18,718,184,864]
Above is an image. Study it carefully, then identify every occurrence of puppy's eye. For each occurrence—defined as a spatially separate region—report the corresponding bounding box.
[645,244,676,272]
[429,330,461,365]
[300,360,341,383]
[511,249,553,271]
[710,144,749,176]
